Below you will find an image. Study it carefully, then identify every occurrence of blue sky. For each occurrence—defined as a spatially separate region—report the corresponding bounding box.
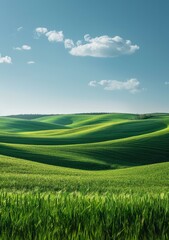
[0,0,169,115]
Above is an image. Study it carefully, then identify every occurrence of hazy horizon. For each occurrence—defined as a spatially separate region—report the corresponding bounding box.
[2,111,169,117]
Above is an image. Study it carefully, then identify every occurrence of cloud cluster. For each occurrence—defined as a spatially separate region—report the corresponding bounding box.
[35,27,64,42]
[68,35,139,57]
[14,45,31,51]
[3,28,140,74]
[0,55,12,64]
[89,78,141,93]
[34,28,139,59]
[35,29,139,58]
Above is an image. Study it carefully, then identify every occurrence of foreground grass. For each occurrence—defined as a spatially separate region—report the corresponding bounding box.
[0,192,168,240]
[1,157,169,239]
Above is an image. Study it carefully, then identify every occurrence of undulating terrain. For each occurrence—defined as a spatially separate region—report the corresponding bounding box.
[0,113,169,239]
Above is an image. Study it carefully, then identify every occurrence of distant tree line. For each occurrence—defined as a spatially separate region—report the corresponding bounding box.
[6,114,57,120]
[136,114,154,120]
[7,112,112,119]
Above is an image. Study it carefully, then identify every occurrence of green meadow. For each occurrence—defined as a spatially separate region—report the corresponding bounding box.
[0,113,169,239]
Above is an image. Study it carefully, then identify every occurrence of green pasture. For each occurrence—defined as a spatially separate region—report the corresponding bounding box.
[0,113,169,239]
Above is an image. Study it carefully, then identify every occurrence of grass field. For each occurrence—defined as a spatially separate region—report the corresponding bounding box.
[0,113,169,239]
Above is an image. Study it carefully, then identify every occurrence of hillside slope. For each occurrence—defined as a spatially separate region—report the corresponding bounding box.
[0,154,169,193]
[0,113,169,170]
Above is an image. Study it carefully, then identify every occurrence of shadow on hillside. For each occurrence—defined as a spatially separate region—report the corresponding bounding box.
[0,144,111,170]
[0,120,166,146]
[0,132,169,170]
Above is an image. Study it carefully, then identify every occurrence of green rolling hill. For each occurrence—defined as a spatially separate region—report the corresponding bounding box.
[0,113,169,172]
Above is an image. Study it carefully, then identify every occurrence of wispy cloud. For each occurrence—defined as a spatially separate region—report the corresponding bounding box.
[64,39,74,49]
[17,26,23,32]
[89,78,141,93]
[68,35,139,57]
[88,80,97,87]
[14,45,31,51]
[35,27,48,37]
[165,81,169,85]
[27,61,35,64]
[0,55,12,64]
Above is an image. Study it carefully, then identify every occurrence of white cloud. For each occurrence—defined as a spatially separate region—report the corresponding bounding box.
[35,27,48,36]
[165,81,169,85]
[64,39,74,49]
[27,61,35,64]
[0,55,12,64]
[69,34,139,57]
[46,30,64,42]
[14,45,31,51]
[14,47,22,51]
[88,80,97,87]
[22,45,31,50]
[35,27,64,43]
[89,78,141,93]
[17,26,23,32]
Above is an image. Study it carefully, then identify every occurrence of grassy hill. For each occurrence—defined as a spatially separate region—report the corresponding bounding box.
[0,112,169,190]
[0,113,169,170]
[0,113,169,239]
[1,154,169,194]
